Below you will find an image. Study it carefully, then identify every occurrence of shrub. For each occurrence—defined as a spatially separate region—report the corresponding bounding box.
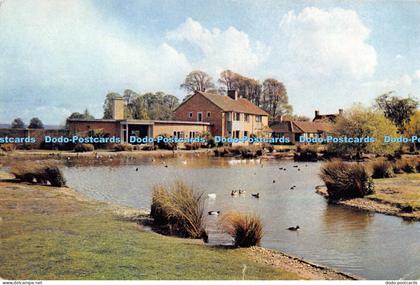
[295,145,319,161]
[114,143,133,152]
[74,143,95,152]
[0,143,16,152]
[395,158,417,173]
[150,181,206,239]
[141,144,156,151]
[320,160,374,200]
[221,211,263,247]
[10,161,66,187]
[185,142,201,150]
[155,134,177,150]
[371,159,395,178]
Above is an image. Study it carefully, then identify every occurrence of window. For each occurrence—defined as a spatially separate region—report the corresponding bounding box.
[188,112,193,118]
[244,114,249,122]
[226,112,232,121]
[189,131,197,138]
[244,131,248,137]
[256,115,262,122]
[233,130,240,139]
[234,112,241,121]
[174,131,184,138]
[197,112,203,122]
[207,112,211,118]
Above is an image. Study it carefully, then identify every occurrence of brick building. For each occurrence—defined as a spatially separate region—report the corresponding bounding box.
[174,90,270,138]
[67,96,210,143]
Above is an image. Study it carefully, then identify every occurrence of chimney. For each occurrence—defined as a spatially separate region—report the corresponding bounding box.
[111,96,124,120]
[315,110,320,118]
[338,109,343,116]
[227,89,238,100]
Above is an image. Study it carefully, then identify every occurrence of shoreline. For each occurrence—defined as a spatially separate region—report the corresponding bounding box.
[315,185,420,221]
[0,175,356,280]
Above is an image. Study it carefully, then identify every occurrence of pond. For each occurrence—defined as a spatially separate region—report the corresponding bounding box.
[62,156,420,280]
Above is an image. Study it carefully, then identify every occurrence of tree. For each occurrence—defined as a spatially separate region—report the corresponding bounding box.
[180,70,215,93]
[11,118,25,129]
[375,92,418,132]
[405,111,420,151]
[28,117,44,129]
[103,92,121,119]
[262,78,292,119]
[330,105,400,157]
[68,109,95,120]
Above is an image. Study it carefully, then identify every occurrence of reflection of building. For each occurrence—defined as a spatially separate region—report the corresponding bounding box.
[270,109,341,144]
[67,96,209,143]
[174,90,270,138]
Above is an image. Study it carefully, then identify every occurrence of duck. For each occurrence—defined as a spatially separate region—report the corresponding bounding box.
[239,189,246,195]
[135,168,139,171]
[287,225,300,231]
[207,193,216,199]
[273,180,276,183]
[297,168,301,171]
[208,211,220,216]
[231,190,239,196]
[290,185,296,190]
[164,164,168,168]
[251,193,260,198]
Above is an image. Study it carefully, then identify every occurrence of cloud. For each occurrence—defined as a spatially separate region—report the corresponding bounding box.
[362,74,413,92]
[0,0,191,123]
[415,70,420,80]
[279,7,377,79]
[167,18,270,75]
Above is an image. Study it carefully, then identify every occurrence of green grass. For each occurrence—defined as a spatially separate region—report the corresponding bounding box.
[371,173,420,209]
[0,181,299,280]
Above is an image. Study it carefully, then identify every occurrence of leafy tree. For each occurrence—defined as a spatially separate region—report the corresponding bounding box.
[262,78,292,119]
[103,92,121,119]
[330,105,400,157]
[181,70,215,93]
[11,118,25,129]
[28,117,44,129]
[68,109,95,120]
[405,111,420,150]
[375,92,418,132]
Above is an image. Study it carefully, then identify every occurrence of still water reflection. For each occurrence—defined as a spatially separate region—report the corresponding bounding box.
[62,156,420,280]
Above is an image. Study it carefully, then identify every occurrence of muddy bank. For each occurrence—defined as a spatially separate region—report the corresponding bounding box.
[249,247,359,280]
[315,186,420,221]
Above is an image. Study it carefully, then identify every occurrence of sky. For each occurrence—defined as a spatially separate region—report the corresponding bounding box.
[0,0,419,124]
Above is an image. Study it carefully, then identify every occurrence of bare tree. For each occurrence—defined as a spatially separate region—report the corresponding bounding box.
[180,70,215,93]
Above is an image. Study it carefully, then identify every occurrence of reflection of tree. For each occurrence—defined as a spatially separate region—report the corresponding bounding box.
[322,204,374,231]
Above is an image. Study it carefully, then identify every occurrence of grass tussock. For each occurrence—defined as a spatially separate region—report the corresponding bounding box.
[221,211,263,247]
[0,143,16,152]
[214,146,264,158]
[295,144,319,161]
[114,143,134,152]
[320,160,374,200]
[74,143,95,152]
[370,159,395,178]
[150,181,207,240]
[10,161,66,187]
[394,158,418,174]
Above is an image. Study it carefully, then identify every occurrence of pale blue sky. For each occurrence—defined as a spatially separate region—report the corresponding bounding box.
[0,0,419,124]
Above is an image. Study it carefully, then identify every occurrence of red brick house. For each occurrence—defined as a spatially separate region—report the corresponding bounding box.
[174,90,270,138]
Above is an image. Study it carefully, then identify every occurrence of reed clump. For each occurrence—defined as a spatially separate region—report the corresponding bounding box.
[394,158,418,174]
[74,143,95,152]
[221,211,263,247]
[370,159,395,178]
[150,181,207,240]
[114,143,134,152]
[10,161,66,187]
[320,160,374,200]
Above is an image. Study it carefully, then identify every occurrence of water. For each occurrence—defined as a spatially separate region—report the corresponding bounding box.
[62,156,420,280]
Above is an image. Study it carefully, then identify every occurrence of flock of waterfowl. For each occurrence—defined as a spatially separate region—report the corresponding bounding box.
[134,159,306,231]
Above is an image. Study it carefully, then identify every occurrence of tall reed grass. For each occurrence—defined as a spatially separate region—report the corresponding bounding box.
[150,181,207,240]
[320,160,374,200]
[221,211,263,247]
[10,161,66,187]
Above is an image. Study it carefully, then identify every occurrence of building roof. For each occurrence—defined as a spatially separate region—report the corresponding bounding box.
[313,113,340,123]
[270,120,334,134]
[177,91,269,116]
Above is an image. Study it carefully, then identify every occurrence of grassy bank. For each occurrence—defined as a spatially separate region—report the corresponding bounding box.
[0,179,303,280]
[316,173,420,220]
